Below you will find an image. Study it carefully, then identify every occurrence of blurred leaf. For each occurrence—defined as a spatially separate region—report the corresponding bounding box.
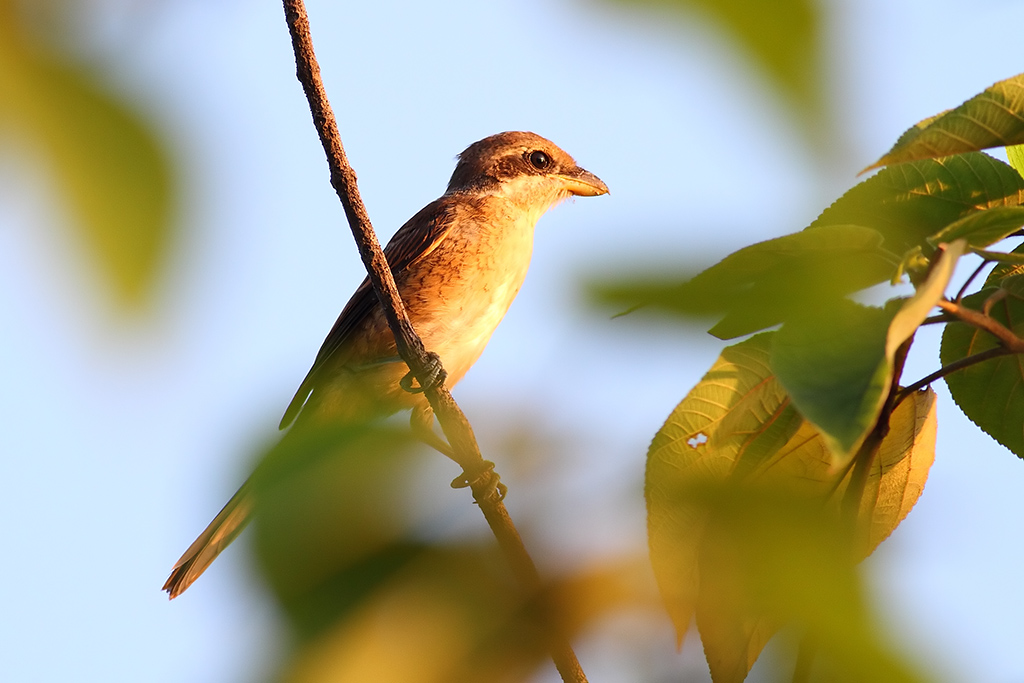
[277,544,550,683]
[591,225,899,340]
[252,422,424,619]
[694,484,924,683]
[771,240,960,456]
[592,155,1021,339]
[252,423,648,683]
[926,206,1024,249]
[0,0,174,308]
[602,0,821,129]
[940,288,1024,459]
[647,334,935,680]
[866,74,1024,171]
[812,152,1024,258]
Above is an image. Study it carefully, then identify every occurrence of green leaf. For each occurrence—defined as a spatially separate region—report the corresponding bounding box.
[926,206,1024,249]
[940,289,1024,459]
[812,152,1024,258]
[770,242,962,456]
[703,226,900,340]
[866,73,1024,170]
[0,6,174,308]
[973,247,1024,267]
[771,301,897,456]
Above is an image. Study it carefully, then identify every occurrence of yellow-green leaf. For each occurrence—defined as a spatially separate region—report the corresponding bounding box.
[1006,144,1024,178]
[849,389,937,559]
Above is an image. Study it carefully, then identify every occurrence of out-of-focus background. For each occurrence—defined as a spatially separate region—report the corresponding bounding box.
[2,0,1023,681]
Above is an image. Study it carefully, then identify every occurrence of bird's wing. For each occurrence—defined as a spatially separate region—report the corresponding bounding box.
[278,198,458,429]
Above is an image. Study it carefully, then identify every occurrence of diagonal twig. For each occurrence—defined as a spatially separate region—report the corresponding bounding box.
[937,299,1024,353]
[280,2,587,681]
[895,346,1014,403]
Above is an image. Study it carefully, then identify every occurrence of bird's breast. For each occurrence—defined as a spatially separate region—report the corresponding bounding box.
[401,204,538,385]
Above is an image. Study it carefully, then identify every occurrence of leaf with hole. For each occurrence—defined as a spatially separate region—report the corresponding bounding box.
[647,334,935,681]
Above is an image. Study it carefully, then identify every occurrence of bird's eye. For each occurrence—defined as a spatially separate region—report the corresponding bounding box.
[527,150,551,170]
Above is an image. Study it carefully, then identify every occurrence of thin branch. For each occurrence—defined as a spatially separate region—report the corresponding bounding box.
[937,299,1024,352]
[280,3,587,682]
[896,346,1014,402]
[955,260,991,302]
[920,313,954,326]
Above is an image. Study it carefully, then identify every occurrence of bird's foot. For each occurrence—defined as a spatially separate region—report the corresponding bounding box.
[400,352,447,394]
[451,460,507,502]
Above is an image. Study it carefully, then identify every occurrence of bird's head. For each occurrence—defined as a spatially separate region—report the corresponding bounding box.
[446,132,608,211]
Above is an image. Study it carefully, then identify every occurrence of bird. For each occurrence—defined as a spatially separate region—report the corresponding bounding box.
[163,131,608,598]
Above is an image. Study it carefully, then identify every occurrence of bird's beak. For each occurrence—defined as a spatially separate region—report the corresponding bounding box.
[556,167,609,197]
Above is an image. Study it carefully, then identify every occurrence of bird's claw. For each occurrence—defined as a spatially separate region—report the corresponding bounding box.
[450,460,507,501]
[400,352,447,394]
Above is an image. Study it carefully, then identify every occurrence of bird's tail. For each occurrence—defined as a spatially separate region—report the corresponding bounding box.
[163,481,253,599]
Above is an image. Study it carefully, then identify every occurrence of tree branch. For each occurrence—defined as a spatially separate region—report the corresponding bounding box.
[955,259,991,302]
[937,299,1024,353]
[280,3,587,681]
[896,346,1014,403]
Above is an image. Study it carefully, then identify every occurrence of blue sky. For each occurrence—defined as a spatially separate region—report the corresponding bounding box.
[3,0,1024,681]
